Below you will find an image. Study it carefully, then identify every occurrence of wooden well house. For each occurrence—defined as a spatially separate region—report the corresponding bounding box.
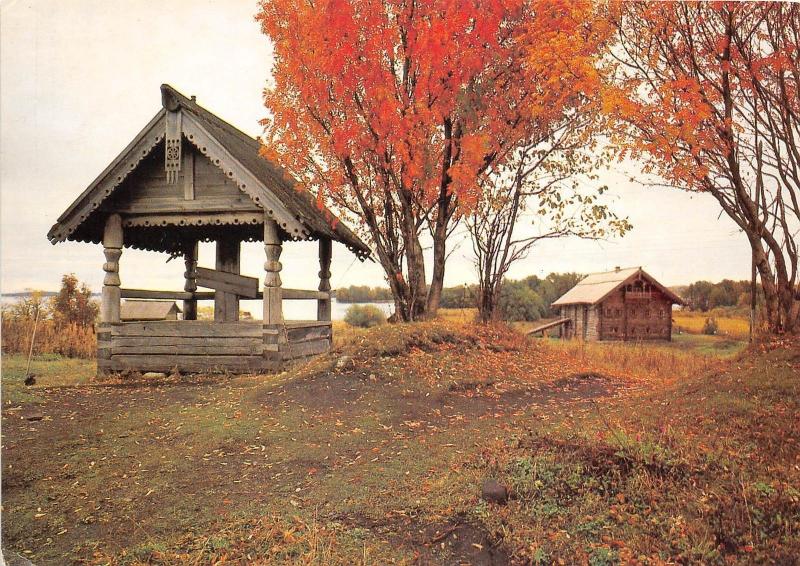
[550,267,684,341]
[48,85,370,375]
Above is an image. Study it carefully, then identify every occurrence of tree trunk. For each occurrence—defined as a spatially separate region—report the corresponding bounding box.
[426,211,449,317]
[748,235,799,333]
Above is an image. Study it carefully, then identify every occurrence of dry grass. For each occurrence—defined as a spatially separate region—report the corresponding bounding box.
[674,310,751,340]
[541,337,731,385]
[106,513,377,565]
[1,317,96,359]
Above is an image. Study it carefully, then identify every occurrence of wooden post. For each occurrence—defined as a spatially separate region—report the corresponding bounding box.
[317,238,332,322]
[263,218,283,325]
[183,241,198,320]
[101,214,123,323]
[214,239,240,322]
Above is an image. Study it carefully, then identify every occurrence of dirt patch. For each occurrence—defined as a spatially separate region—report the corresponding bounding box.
[2,355,619,564]
[414,516,510,565]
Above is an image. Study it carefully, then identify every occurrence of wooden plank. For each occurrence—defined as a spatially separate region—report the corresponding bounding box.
[282,288,330,300]
[183,147,195,200]
[112,321,263,337]
[111,337,278,354]
[121,288,193,300]
[112,336,264,347]
[527,317,571,336]
[286,324,332,342]
[120,289,215,300]
[109,354,265,373]
[199,271,258,304]
[113,345,266,355]
[197,267,258,295]
[284,320,333,329]
[115,198,261,214]
[284,338,330,360]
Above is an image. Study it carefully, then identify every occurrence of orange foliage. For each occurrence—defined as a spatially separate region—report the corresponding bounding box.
[258,0,608,206]
[603,2,800,332]
[256,0,611,319]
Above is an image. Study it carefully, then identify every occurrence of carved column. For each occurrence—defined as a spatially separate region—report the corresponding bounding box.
[98,214,122,376]
[317,238,332,322]
[263,218,283,325]
[101,214,123,323]
[183,241,198,320]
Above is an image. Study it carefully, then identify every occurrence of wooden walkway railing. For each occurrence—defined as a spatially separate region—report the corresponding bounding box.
[527,317,571,336]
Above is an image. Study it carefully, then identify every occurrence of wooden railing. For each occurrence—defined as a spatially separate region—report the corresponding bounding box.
[120,287,332,322]
[282,288,330,300]
[625,291,652,299]
[121,288,330,302]
[120,288,215,300]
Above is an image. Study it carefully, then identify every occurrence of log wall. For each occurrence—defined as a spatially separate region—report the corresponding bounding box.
[598,289,673,341]
[96,320,331,375]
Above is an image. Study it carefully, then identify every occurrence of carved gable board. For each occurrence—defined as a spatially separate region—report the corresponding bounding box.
[48,84,371,260]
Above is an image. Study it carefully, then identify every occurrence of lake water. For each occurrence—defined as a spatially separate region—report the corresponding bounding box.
[2,293,394,322]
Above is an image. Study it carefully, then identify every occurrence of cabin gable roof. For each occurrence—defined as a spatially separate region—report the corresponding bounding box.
[48,84,370,259]
[552,267,684,307]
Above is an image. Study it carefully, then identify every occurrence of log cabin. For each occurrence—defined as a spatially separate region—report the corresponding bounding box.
[551,267,684,341]
[48,84,370,375]
[121,300,181,322]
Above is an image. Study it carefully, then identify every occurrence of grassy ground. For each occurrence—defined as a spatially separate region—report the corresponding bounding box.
[2,354,95,405]
[1,320,797,564]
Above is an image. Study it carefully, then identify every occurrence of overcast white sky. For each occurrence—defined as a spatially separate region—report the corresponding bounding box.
[1,0,749,295]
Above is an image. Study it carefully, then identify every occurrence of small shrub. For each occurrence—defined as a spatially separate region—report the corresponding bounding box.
[498,281,546,322]
[702,317,718,335]
[344,304,386,328]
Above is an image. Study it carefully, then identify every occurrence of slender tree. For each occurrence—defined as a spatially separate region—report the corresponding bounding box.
[606,1,800,332]
[468,112,630,322]
[257,0,609,321]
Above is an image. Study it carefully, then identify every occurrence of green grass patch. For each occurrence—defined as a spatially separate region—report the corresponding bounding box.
[2,353,95,405]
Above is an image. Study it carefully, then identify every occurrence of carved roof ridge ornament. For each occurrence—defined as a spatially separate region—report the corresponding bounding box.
[165,109,182,184]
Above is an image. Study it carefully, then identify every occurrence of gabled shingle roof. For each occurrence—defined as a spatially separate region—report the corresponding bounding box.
[161,85,370,258]
[48,84,371,260]
[552,267,684,306]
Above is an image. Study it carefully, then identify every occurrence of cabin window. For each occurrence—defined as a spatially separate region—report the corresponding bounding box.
[613,326,618,333]
[646,327,651,334]
[615,308,621,317]
[630,308,636,317]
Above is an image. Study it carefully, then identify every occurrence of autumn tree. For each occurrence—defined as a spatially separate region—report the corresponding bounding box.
[468,111,630,323]
[257,0,612,321]
[51,274,98,327]
[606,1,800,333]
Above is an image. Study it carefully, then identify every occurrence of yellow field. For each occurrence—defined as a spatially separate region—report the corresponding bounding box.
[673,310,750,340]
